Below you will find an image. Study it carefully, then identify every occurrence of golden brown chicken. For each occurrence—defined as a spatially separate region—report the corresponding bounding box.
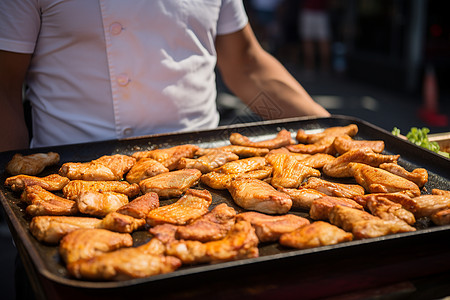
[125,158,169,184]
[348,163,421,197]
[279,221,353,249]
[67,239,182,281]
[333,135,385,155]
[116,192,160,219]
[353,192,417,212]
[296,153,335,169]
[301,177,365,198]
[100,212,146,233]
[278,188,327,210]
[309,196,363,221]
[196,145,270,157]
[146,189,212,226]
[165,220,259,264]
[76,191,129,217]
[329,205,416,239]
[322,148,399,178]
[149,223,179,243]
[432,189,450,196]
[214,157,267,174]
[379,163,428,188]
[286,135,337,155]
[236,211,310,242]
[229,129,294,149]
[411,194,450,218]
[131,144,199,170]
[200,166,273,190]
[431,209,450,225]
[177,150,239,173]
[295,124,358,144]
[365,196,416,225]
[139,169,202,198]
[228,178,292,214]
[5,174,70,192]
[22,185,78,216]
[6,152,60,175]
[267,153,321,189]
[63,180,140,200]
[59,228,133,264]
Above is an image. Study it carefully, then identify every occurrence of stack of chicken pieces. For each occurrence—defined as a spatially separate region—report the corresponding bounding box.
[4,123,450,281]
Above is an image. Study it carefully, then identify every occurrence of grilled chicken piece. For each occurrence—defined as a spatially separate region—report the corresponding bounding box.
[268,154,320,189]
[302,177,365,198]
[323,148,399,178]
[236,211,310,242]
[177,150,239,173]
[411,195,450,218]
[149,224,179,243]
[230,129,294,149]
[265,148,311,162]
[6,152,60,175]
[125,158,169,184]
[101,212,146,233]
[214,157,267,174]
[295,124,358,144]
[333,135,385,154]
[348,163,421,197]
[228,178,292,214]
[286,135,337,155]
[297,153,335,169]
[5,174,70,192]
[278,188,327,210]
[365,196,416,225]
[431,209,450,225]
[68,239,181,281]
[30,216,103,244]
[309,196,363,221]
[200,166,273,190]
[22,185,78,216]
[196,145,270,157]
[329,205,416,239]
[131,144,199,170]
[59,154,136,181]
[165,220,259,264]
[139,169,201,198]
[146,189,212,226]
[432,189,450,196]
[76,191,129,217]
[279,221,353,249]
[379,163,428,188]
[353,192,416,212]
[116,192,159,219]
[59,229,133,265]
[63,180,140,200]
[176,203,236,242]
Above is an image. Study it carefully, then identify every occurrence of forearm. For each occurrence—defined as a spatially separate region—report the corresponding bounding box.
[0,92,29,152]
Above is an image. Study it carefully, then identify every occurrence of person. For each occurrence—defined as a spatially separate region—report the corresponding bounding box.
[0,0,329,153]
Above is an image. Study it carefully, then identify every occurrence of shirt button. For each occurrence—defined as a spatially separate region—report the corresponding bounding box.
[123,128,133,136]
[117,73,130,86]
[110,22,123,35]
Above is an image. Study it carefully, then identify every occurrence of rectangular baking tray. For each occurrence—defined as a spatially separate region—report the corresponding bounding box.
[1,115,450,299]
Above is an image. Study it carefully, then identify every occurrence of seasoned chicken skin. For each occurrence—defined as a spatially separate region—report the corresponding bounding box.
[101,212,146,233]
[76,191,129,217]
[353,192,416,212]
[279,221,353,249]
[333,135,385,155]
[229,129,294,149]
[214,157,267,174]
[431,209,450,225]
[6,152,60,175]
[59,228,133,264]
[295,124,358,144]
[146,189,212,226]
[301,177,365,198]
[286,135,337,155]
[278,188,327,210]
[125,158,169,184]
[116,192,160,219]
[63,180,140,200]
[411,195,450,218]
[365,196,416,225]
[228,178,292,214]
[177,150,239,173]
[379,163,428,188]
[196,145,270,157]
[139,169,201,198]
[432,189,450,196]
[132,144,199,170]
[200,166,272,190]
[5,174,70,192]
[22,185,78,216]
[236,211,310,242]
[296,153,335,169]
[309,196,363,221]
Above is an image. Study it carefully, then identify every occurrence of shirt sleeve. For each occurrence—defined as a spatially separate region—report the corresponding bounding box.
[217,0,248,35]
[0,0,41,53]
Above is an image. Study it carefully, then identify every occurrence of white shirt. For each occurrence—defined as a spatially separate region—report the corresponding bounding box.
[0,0,248,148]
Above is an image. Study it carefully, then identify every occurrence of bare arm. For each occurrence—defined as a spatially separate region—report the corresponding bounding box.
[0,50,31,152]
[216,24,330,119]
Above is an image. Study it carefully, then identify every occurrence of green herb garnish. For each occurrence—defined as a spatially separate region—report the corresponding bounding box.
[392,127,450,158]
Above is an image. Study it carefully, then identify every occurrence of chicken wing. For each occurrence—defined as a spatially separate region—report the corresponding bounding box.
[6,152,60,175]
[322,147,399,178]
[301,177,365,198]
[149,223,179,243]
[236,211,310,242]
[379,163,428,188]
[309,196,363,221]
[177,150,239,173]
[279,221,353,249]
[365,196,416,225]
[296,153,335,169]
[22,185,78,216]
[432,189,450,196]
[131,144,199,170]
[228,178,292,214]
[76,191,129,217]
[431,209,450,225]
[139,169,201,198]
[295,124,358,144]
[278,188,327,210]
[230,129,294,149]
[165,220,259,264]
[5,174,70,192]
[353,192,416,212]
[214,157,267,174]
[286,135,337,155]
[59,228,133,265]
[100,212,146,233]
[411,195,450,218]
[176,203,236,242]
[125,158,169,184]
[63,180,140,200]
[200,166,272,190]
[146,189,212,226]
[116,192,159,219]
[196,145,270,157]
[348,163,421,197]
[333,134,385,155]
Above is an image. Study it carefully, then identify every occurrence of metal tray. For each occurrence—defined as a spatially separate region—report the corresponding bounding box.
[1,115,450,299]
